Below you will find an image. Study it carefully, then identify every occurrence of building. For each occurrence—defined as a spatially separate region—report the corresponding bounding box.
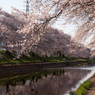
[0,42,6,50]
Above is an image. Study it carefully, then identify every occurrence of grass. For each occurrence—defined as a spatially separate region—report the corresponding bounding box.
[64,55,90,62]
[69,80,92,95]
[0,50,91,65]
[0,50,64,64]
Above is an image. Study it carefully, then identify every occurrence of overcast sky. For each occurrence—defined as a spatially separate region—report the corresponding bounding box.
[0,0,24,13]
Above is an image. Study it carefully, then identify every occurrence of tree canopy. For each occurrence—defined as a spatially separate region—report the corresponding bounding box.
[28,0,95,42]
[0,0,95,58]
[29,0,95,49]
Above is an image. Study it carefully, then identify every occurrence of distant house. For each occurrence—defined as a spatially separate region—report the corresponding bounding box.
[0,42,6,50]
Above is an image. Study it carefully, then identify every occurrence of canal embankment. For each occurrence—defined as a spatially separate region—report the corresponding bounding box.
[0,60,89,78]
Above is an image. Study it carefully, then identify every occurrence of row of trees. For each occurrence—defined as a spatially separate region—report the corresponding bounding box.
[0,8,91,58]
[34,27,91,58]
[0,0,95,58]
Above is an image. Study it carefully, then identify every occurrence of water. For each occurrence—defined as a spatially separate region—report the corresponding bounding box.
[0,67,94,95]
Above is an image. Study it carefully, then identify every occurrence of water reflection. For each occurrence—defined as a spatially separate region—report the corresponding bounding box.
[64,66,95,70]
[0,69,91,95]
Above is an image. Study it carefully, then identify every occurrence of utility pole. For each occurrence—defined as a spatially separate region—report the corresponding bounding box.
[26,0,29,14]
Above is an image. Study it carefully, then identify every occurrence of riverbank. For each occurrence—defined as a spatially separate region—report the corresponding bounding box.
[0,50,91,65]
[72,72,95,95]
[0,50,93,79]
[85,73,95,95]
[70,69,95,95]
[0,61,89,79]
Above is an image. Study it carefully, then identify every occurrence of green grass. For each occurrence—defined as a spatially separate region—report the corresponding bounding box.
[0,50,90,65]
[69,80,92,95]
[0,51,65,64]
[64,55,89,62]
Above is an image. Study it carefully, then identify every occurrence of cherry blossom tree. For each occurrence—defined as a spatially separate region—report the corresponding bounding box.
[0,0,94,58]
[27,0,95,56]
[28,0,94,58]
[0,8,46,58]
[28,0,95,41]
[33,27,91,58]
[33,27,70,57]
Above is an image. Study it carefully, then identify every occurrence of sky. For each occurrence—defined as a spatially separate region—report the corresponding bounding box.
[0,0,24,13]
[0,0,76,37]
[53,21,76,37]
